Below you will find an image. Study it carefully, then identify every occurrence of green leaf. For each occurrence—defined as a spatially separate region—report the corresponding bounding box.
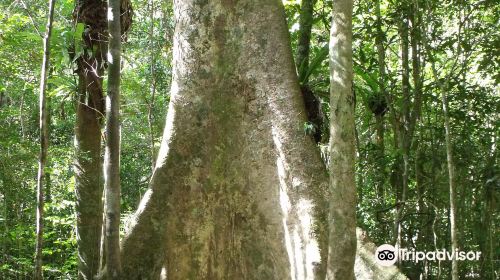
[301,44,329,84]
[353,63,379,92]
[74,23,85,39]
[73,23,85,60]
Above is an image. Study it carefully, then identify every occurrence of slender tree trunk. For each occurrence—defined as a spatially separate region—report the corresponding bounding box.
[441,85,458,280]
[1,170,9,261]
[354,125,364,204]
[374,0,387,201]
[34,0,55,278]
[99,189,107,271]
[392,0,423,248]
[104,0,122,277]
[326,0,356,279]
[414,143,428,279]
[296,0,326,144]
[429,56,458,280]
[147,0,157,171]
[426,110,442,278]
[409,1,426,277]
[393,2,410,248]
[73,1,107,278]
[296,0,316,84]
[409,0,422,140]
[480,154,497,280]
[20,91,26,139]
[374,115,385,192]
[74,70,104,280]
[73,1,131,278]
[375,0,386,97]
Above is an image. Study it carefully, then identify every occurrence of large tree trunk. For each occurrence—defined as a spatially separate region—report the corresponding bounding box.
[34,0,56,278]
[119,1,328,279]
[327,0,357,279]
[104,0,123,277]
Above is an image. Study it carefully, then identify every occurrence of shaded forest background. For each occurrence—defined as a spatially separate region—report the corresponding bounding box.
[0,0,498,278]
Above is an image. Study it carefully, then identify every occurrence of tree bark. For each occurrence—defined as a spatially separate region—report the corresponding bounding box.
[409,1,426,277]
[327,0,357,279]
[393,2,411,248]
[480,155,497,280]
[392,0,423,250]
[72,1,131,278]
[147,0,157,171]
[74,53,106,280]
[104,0,123,277]
[444,95,459,280]
[20,91,26,138]
[440,83,458,280]
[374,0,387,201]
[409,0,422,140]
[118,1,329,279]
[296,0,316,84]
[73,1,107,278]
[34,0,55,278]
[429,57,458,280]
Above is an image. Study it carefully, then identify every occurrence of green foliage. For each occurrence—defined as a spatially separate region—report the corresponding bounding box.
[303,121,317,136]
[0,0,173,277]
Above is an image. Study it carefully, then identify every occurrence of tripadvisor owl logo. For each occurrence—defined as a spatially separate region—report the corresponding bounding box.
[375,244,398,266]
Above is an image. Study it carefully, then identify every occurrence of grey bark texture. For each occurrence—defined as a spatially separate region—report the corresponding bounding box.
[119,0,328,278]
[327,0,357,279]
[104,0,123,277]
[34,0,56,278]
